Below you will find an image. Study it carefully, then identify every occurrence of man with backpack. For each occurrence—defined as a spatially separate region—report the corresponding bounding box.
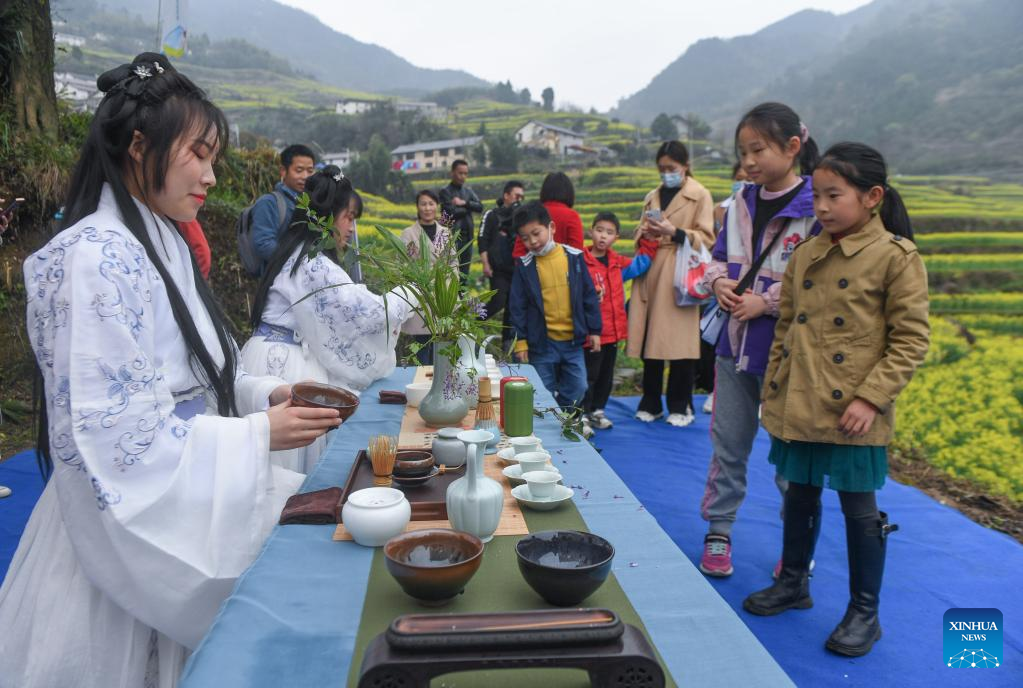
[478,179,525,349]
[238,144,317,276]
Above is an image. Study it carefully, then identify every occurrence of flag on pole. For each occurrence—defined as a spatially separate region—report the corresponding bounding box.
[160,0,189,58]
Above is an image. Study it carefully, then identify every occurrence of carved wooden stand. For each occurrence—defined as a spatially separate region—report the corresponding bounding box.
[357,621,665,687]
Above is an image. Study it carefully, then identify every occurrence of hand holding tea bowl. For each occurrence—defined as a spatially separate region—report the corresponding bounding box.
[292,381,360,421]
[384,529,484,606]
[516,530,615,606]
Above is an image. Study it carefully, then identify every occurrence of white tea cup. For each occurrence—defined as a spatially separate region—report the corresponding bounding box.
[515,451,551,474]
[522,470,560,500]
[510,436,541,455]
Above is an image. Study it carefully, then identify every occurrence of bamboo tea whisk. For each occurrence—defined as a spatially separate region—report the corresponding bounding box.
[368,435,398,486]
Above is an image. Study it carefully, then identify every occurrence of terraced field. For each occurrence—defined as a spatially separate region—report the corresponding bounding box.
[367,166,1023,502]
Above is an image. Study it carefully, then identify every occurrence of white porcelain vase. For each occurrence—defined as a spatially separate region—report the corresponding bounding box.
[446,429,503,543]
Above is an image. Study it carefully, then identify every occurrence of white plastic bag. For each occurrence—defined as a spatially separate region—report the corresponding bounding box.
[673,235,712,306]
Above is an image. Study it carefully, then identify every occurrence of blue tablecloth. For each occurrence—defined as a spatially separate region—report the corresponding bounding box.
[181,366,793,687]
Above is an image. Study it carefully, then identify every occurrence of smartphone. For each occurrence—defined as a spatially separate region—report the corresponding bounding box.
[644,208,662,221]
[1,197,24,220]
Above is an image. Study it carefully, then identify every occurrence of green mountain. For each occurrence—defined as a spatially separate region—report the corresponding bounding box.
[612,0,1023,174]
[55,0,488,95]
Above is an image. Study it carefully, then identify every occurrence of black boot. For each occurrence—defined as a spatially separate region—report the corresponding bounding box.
[743,492,820,616]
[826,511,898,656]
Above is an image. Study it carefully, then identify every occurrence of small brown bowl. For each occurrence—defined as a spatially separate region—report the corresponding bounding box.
[384,529,484,606]
[393,451,435,477]
[292,382,360,421]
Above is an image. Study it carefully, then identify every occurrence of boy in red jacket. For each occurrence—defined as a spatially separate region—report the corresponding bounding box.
[582,212,658,433]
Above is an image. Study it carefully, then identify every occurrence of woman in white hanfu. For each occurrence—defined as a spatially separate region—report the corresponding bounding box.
[242,166,417,474]
[0,54,341,688]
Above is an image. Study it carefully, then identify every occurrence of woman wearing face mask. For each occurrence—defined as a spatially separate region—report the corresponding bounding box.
[399,188,458,365]
[627,140,715,427]
[242,166,418,474]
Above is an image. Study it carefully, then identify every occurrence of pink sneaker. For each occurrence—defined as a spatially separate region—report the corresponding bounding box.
[700,534,733,577]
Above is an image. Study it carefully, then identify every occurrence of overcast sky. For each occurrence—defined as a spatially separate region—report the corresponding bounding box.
[277,0,870,111]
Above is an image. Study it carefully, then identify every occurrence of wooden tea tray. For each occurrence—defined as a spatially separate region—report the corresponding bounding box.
[333,449,527,541]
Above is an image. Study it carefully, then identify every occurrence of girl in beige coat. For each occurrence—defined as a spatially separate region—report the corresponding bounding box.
[744,143,929,659]
[628,141,714,426]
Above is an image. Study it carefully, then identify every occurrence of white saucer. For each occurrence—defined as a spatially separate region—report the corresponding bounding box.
[502,463,561,486]
[496,446,550,465]
[511,484,574,511]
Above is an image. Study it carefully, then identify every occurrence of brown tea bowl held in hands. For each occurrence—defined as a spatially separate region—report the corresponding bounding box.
[291,382,360,421]
[383,529,484,606]
[393,451,435,478]
[515,530,615,606]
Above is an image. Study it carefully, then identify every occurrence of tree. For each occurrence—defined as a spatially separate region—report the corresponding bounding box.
[472,140,488,168]
[650,113,678,141]
[346,134,413,203]
[477,121,487,136]
[518,88,531,105]
[1,0,59,136]
[686,112,712,141]
[486,131,520,172]
[541,87,554,111]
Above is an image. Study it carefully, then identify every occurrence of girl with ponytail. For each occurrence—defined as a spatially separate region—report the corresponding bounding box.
[242,166,418,474]
[745,142,929,657]
[0,53,339,687]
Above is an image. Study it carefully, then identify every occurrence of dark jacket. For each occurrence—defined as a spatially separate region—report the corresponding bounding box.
[439,183,483,241]
[478,201,518,275]
[508,244,602,353]
[251,181,299,265]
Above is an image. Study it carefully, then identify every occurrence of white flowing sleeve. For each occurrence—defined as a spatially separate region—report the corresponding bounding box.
[24,227,302,651]
[288,254,415,393]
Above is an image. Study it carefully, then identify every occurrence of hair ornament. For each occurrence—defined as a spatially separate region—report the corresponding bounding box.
[133,64,153,80]
[153,61,165,74]
[798,122,809,144]
[333,170,344,182]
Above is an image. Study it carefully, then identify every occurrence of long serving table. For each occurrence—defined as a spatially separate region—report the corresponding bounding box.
[180,366,793,687]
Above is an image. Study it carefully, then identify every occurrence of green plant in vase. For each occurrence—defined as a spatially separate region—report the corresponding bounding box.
[296,194,500,423]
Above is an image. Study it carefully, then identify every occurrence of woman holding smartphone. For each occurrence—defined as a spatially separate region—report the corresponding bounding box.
[627,141,715,427]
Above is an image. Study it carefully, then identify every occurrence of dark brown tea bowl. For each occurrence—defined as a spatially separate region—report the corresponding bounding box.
[393,451,435,478]
[291,382,360,421]
[515,530,615,606]
[384,529,484,606]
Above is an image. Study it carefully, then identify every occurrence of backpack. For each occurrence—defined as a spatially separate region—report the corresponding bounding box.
[237,189,288,277]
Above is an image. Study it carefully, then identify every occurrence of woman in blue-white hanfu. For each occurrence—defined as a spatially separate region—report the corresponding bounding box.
[0,54,340,688]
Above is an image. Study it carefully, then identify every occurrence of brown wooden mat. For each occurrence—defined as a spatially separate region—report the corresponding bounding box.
[333,453,527,541]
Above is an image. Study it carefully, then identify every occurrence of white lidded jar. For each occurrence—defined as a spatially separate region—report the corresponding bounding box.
[341,487,411,547]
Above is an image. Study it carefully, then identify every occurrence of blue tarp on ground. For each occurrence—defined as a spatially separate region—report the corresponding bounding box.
[593,395,1022,687]
[3,393,1022,686]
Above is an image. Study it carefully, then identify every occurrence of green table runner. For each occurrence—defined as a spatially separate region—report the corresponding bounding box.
[347,496,678,687]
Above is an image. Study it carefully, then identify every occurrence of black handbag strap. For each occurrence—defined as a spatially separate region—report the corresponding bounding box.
[735,219,791,295]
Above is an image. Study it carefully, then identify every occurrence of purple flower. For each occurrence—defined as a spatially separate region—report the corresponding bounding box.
[466,296,487,319]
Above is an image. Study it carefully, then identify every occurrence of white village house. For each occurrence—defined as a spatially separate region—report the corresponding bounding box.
[336,98,448,120]
[390,136,484,172]
[515,120,586,156]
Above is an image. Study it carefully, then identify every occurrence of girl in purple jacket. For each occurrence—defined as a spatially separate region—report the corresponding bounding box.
[698,102,821,577]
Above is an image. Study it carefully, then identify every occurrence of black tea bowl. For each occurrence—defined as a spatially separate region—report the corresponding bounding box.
[515,530,615,606]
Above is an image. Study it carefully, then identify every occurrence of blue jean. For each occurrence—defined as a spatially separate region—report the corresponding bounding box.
[529,339,589,410]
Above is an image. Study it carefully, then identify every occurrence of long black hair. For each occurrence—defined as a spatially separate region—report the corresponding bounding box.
[36,53,235,479]
[655,140,689,167]
[818,142,913,240]
[735,102,820,176]
[250,166,363,329]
